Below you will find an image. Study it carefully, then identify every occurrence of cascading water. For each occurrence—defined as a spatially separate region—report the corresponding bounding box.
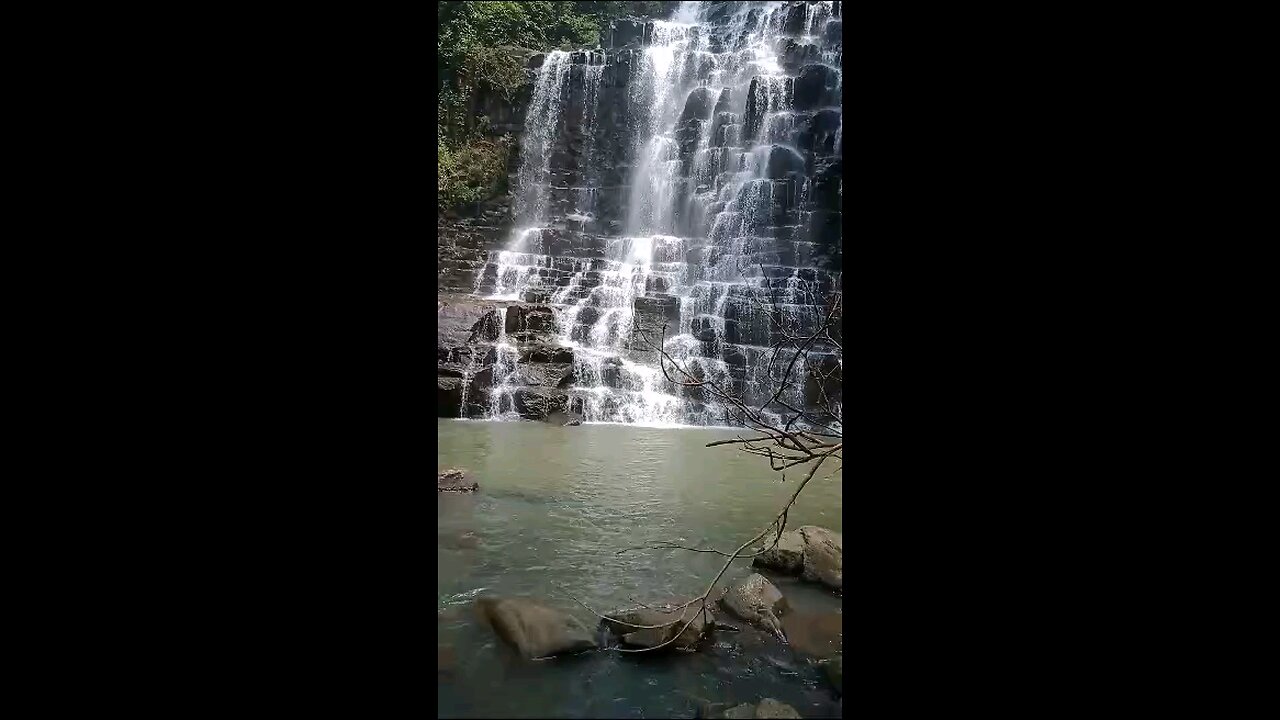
[467,1,842,428]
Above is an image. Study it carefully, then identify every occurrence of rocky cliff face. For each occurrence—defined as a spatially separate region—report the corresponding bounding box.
[439,1,842,425]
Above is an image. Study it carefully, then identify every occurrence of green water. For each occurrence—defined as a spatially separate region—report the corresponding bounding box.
[437,420,843,718]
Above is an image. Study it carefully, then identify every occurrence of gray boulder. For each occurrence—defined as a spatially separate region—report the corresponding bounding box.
[476,597,597,659]
[720,574,788,639]
[798,526,842,590]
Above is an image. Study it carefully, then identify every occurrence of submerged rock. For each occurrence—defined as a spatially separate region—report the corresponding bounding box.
[720,574,788,640]
[781,611,842,658]
[476,597,597,659]
[599,603,713,650]
[709,699,802,719]
[437,468,478,492]
[798,526,842,590]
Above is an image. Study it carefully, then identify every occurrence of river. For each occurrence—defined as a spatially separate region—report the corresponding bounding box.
[438,419,843,718]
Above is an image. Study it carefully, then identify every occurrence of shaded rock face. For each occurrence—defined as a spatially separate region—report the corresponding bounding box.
[476,597,597,659]
[799,525,842,590]
[720,573,789,639]
[751,529,804,574]
[600,604,713,650]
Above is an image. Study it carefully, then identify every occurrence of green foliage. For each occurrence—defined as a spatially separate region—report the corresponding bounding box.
[437,2,672,211]
[438,134,514,212]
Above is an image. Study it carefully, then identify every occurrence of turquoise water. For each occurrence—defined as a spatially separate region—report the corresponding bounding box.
[438,420,843,718]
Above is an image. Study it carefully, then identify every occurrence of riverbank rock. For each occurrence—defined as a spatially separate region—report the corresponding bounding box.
[720,574,788,640]
[600,604,713,650]
[751,530,804,574]
[476,597,597,659]
[781,611,842,658]
[798,526,842,590]
[708,698,802,719]
[438,468,478,492]
[752,525,842,591]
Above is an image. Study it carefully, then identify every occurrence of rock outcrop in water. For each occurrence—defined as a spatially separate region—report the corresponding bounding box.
[600,603,714,650]
[706,698,802,719]
[476,597,597,659]
[438,1,842,427]
[751,525,842,591]
[720,573,789,639]
[437,468,478,492]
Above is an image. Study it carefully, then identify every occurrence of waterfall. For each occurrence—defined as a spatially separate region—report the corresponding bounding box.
[466,1,842,427]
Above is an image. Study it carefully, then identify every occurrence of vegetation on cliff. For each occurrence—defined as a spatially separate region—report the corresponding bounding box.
[436,1,676,211]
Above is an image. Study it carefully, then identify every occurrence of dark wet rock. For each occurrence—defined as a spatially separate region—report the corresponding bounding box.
[781,611,842,658]
[528,53,545,69]
[438,376,465,417]
[600,604,713,650]
[681,87,719,121]
[519,344,575,364]
[781,2,808,36]
[798,526,842,590]
[504,304,558,335]
[825,19,842,43]
[476,597,597,659]
[564,419,582,426]
[793,64,841,110]
[752,529,804,574]
[720,573,788,639]
[438,645,455,673]
[766,145,806,179]
[512,387,569,420]
[438,468,478,492]
[609,18,645,48]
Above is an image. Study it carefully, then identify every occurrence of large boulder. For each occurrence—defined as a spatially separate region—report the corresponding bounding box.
[600,603,713,650]
[512,387,569,420]
[681,87,719,121]
[751,529,804,574]
[720,573,788,639]
[798,526,842,590]
[766,145,806,179]
[793,64,840,110]
[476,597,597,659]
